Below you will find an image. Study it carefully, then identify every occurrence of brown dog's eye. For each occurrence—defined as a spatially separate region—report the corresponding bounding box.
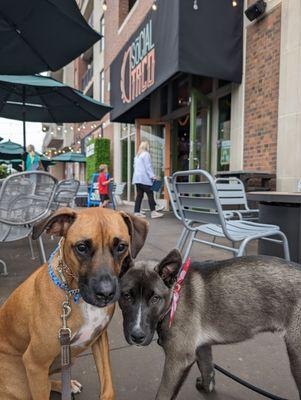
[76,242,88,254]
[117,243,127,253]
[151,295,161,304]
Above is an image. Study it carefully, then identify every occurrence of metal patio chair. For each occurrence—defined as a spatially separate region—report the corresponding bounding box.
[51,179,80,210]
[172,170,290,262]
[215,177,259,221]
[111,182,126,210]
[75,182,88,207]
[0,171,57,274]
[164,176,192,253]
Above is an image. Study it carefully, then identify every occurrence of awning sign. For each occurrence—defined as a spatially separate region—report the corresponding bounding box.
[111,0,243,122]
[121,20,155,104]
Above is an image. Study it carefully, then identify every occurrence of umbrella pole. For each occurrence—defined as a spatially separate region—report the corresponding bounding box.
[22,86,26,150]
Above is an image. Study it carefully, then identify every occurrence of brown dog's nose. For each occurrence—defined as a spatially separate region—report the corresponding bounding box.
[95,279,116,303]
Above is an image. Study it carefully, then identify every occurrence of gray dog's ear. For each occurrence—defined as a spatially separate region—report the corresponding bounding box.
[119,211,149,258]
[32,207,77,239]
[155,249,182,287]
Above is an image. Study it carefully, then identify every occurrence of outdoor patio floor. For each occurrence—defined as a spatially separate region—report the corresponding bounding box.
[0,208,298,400]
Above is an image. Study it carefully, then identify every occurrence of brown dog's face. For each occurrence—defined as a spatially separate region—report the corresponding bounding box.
[33,207,148,308]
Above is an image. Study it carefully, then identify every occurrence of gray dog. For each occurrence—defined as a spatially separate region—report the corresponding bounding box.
[119,250,301,400]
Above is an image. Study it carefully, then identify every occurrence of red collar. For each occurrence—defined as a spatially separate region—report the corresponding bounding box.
[168,257,191,328]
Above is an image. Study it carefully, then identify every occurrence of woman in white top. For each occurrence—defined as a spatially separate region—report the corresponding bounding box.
[132,141,163,219]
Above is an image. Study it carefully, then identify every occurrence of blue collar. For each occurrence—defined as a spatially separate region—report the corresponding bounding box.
[48,246,81,304]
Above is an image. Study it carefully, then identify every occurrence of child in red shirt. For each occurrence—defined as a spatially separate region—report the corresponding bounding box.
[98,164,113,207]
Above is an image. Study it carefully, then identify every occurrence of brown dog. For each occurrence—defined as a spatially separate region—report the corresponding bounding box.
[0,207,148,400]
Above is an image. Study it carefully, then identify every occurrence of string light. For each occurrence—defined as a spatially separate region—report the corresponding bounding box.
[77,127,80,131]
[152,1,157,10]
[232,0,238,6]
[102,0,107,11]
[193,0,198,10]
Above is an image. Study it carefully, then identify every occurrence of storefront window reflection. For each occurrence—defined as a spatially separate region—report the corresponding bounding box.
[140,125,165,198]
[217,94,231,171]
[120,124,136,201]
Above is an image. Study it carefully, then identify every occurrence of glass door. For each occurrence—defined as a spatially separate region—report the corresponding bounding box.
[136,119,171,202]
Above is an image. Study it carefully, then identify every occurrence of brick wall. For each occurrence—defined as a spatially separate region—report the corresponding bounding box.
[243,5,281,172]
[102,0,153,169]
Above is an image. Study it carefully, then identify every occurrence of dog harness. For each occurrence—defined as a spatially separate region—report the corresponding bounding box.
[169,257,191,328]
[48,241,81,304]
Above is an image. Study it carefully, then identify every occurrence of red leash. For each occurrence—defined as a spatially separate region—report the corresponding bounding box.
[169,258,191,328]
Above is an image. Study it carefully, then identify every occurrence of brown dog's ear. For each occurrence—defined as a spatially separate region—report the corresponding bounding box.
[119,254,135,278]
[32,207,77,240]
[119,211,149,258]
[155,249,182,287]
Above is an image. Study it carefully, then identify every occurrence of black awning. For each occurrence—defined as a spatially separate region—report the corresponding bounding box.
[110,0,243,122]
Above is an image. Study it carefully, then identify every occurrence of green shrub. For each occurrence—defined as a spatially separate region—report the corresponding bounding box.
[86,138,111,182]
[0,165,8,179]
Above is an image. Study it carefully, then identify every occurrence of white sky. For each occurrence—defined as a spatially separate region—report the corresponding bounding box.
[0,118,45,152]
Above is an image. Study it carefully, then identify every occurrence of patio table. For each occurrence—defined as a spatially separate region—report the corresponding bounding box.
[247,191,301,262]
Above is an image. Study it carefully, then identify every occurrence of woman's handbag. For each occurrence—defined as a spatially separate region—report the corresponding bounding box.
[151,180,162,192]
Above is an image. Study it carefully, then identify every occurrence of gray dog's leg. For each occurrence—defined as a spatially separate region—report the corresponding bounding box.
[195,345,215,393]
[155,352,195,400]
[285,334,301,399]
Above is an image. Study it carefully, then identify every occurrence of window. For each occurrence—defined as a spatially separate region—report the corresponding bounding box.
[99,15,105,53]
[119,0,138,26]
[100,70,105,103]
[129,0,138,11]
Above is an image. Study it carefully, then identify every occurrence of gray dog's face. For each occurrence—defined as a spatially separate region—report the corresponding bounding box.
[119,250,182,346]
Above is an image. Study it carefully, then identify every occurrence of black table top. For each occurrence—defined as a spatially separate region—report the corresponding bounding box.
[247,192,301,204]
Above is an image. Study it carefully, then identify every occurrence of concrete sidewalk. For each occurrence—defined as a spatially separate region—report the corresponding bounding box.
[0,209,297,400]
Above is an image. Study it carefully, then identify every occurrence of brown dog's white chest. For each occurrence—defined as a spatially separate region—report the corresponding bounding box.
[71,302,111,348]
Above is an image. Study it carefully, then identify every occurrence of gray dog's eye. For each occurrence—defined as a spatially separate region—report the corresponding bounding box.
[151,295,161,304]
[122,292,132,301]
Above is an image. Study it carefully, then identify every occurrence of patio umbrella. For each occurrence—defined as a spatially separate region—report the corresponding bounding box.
[0,0,101,75]
[52,152,86,163]
[0,139,23,160]
[0,74,112,149]
[0,140,54,169]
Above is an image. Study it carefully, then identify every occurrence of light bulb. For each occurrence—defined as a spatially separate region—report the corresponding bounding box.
[193,0,198,10]
[152,2,157,10]
[102,1,107,11]
[232,0,238,6]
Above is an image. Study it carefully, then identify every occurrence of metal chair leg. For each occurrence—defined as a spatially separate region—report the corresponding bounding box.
[37,236,47,264]
[28,236,36,260]
[180,229,191,253]
[0,259,8,276]
[177,227,189,252]
[183,231,196,263]
[237,238,250,257]
[277,231,291,261]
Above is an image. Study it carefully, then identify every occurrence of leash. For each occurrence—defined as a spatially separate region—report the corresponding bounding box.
[169,257,191,328]
[59,296,72,400]
[48,240,79,400]
[214,364,287,400]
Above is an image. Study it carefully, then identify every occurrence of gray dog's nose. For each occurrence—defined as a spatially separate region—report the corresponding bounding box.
[130,329,146,344]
